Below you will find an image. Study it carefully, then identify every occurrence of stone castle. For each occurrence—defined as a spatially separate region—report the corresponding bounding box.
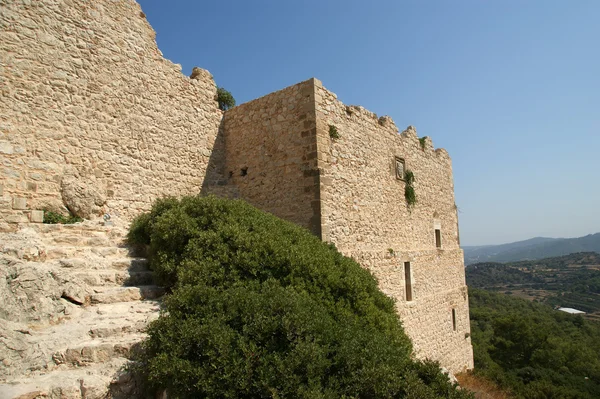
[1,0,473,395]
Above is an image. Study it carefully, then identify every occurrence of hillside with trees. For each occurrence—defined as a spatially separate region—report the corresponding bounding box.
[469,288,600,398]
[466,252,600,320]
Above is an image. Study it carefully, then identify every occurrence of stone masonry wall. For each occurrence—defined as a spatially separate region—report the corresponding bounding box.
[221,79,322,235]
[0,0,223,229]
[313,80,474,373]
[1,0,473,375]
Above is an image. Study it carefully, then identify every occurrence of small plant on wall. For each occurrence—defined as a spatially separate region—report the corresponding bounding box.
[329,124,340,140]
[404,170,416,207]
[419,137,428,150]
[216,87,236,111]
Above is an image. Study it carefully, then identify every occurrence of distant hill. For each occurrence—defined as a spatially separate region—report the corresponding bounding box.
[463,233,600,264]
[466,252,600,318]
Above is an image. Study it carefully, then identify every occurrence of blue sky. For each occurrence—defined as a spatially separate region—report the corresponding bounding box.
[138,0,599,246]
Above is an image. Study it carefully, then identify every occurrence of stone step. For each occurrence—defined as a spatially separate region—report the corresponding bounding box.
[0,358,130,399]
[0,301,161,382]
[57,257,149,271]
[110,257,150,271]
[29,221,127,234]
[46,234,115,247]
[74,269,154,287]
[52,335,145,367]
[45,246,132,260]
[90,286,164,304]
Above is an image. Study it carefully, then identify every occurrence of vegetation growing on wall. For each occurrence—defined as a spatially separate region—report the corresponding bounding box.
[216,86,236,110]
[469,287,600,398]
[128,195,472,398]
[419,136,428,150]
[328,124,340,140]
[404,170,417,206]
[43,210,83,224]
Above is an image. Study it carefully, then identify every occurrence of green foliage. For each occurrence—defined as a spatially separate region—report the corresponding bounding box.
[404,170,416,206]
[130,195,472,398]
[469,287,600,398]
[328,124,340,140]
[216,87,236,111]
[43,210,83,224]
[419,137,428,150]
[404,170,415,185]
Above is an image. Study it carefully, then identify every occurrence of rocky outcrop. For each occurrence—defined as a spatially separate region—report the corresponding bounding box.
[0,219,162,399]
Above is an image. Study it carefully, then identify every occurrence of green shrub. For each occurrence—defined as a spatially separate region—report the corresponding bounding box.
[131,196,472,398]
[328,124,340,140]
[404,170,417,207]
[216,87,236,111]
[43,210,83,224]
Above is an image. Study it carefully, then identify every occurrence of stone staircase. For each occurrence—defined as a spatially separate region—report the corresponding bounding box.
[0,218,162,399]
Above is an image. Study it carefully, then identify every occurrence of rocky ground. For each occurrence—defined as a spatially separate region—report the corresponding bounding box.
[0,218,163,399]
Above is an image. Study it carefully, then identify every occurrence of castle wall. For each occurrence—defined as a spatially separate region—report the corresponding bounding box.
[313,80,474,373]
[0,0,473,374]
[221,79,322,235]
[0,0,223,228]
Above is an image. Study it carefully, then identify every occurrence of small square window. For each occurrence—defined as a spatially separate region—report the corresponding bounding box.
[395,157,405,180]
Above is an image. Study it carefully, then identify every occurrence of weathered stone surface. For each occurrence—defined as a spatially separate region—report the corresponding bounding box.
[221,79,321,234]
[0,218,160,397]
[0,258,90,324]
[29,210,43,223]
[61,174,107,219]
[1,0,223,223]
[12,197,27,210]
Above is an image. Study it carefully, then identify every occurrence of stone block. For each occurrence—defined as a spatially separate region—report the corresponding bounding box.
[0,141,14,154]
[0,197,11,209]
[5,212,29,224]
[13,197,28,210]
[30,210,44,223]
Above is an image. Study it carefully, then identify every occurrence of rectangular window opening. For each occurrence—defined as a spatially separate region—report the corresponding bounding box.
[404,262,412,301]
[452,309,457,331]
[395,157,405,181]
[435,228,442,248]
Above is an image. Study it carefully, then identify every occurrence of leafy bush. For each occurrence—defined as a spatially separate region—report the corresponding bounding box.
[43,210,83,224]
[129,196,471,398]
[216,87,236,111]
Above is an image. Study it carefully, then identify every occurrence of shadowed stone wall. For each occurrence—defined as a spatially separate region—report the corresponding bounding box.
[221,79,322,235]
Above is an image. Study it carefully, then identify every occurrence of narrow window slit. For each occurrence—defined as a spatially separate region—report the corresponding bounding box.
[404,262,412,301]
[452,309,457,331]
